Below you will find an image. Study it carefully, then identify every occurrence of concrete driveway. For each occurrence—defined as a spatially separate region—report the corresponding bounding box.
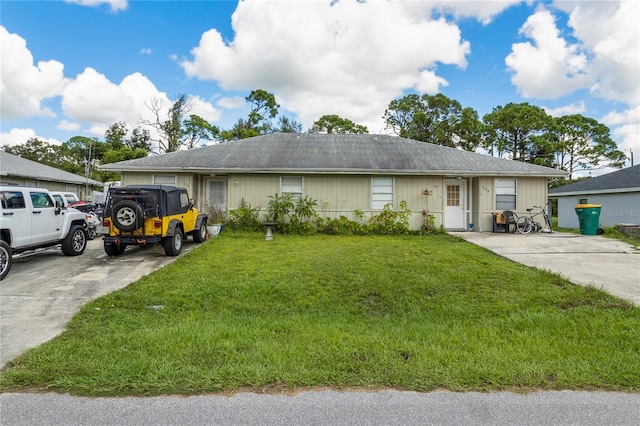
[452,231,640,305]
[0,238,201,368]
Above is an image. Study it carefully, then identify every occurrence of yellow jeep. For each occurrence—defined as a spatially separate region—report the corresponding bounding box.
[101,185,208,257]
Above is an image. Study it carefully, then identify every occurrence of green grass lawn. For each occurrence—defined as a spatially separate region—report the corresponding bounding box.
[1,233,638,396]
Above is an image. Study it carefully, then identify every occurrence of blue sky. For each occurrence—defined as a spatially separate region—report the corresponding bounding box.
[1,0,638,171]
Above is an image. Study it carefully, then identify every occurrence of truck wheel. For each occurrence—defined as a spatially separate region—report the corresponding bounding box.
[163,228,183,256]
[104,242,126,256]
[193,222,207,243]
[62,225,87,256]
[0,240,12,281]
[112,200,144,232]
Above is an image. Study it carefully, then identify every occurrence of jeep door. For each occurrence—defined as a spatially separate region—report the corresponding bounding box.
[29,191,61,244]
[1,190,32,247]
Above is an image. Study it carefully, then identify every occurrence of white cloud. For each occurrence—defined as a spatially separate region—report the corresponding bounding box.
[432,0,522,25]
[140,48,152,55]
[64,0,127,12]
[542,101,586,117]
[55,69,221,142]
[505,8,592,99]
[601,106,640,163]
[217,96,246,110]
[180,0,473,131]
[0,128,61,147]
[556,0,639,106]
[189,96,222,124]
[507,1,639,107]
[57,120,81,132]
[0,26,69,120]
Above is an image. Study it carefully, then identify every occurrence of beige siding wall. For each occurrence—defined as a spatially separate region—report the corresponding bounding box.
[476,176,549,232]
[121,172,195,188]
[226,174,446,229]
[121,171,550,232]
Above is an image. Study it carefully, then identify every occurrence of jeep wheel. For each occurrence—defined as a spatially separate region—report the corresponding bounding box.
[86,226,97,240]
[112,200,144,232]
[163,228,183,256]
[61,225,87,256]
[104,242,126,256]
[0,240,12,281]
[193,222,207,243]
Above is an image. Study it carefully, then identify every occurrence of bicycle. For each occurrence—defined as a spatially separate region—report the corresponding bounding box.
[516,206,553,235]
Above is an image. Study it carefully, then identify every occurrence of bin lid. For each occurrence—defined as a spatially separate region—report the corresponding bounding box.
[574,204,602,208]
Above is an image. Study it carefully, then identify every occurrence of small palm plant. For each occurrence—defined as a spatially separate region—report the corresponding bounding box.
[267,193,295,223]
[294,196,318,222]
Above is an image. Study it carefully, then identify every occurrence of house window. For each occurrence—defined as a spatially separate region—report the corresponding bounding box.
[579,198,588,204]
[495,178,516,210]
[153,174,176,185]
[372,177,394,209]
[280,176,303,197]
[447,185,460,207]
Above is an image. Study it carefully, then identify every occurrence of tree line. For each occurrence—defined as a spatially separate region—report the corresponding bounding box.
[2,89,626,183]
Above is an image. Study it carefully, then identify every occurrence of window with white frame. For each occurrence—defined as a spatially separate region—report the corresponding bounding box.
[495,178,516,210]
[372,177,394,209]
[153,174,176,185]
[281,176,303,197]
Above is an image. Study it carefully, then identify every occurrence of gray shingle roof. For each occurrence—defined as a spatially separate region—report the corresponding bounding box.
[0,151,102,186]
[549,164,640,195]
[100,133,567,177]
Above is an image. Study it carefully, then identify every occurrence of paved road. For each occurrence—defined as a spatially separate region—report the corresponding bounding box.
[0,238,201,367]
[453,231,640,305]
[1,390,639,425]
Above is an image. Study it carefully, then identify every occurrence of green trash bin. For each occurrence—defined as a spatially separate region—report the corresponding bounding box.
[574,204,602,235]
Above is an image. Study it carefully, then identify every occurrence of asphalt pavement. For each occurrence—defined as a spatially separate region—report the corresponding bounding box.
[1,390,639,426]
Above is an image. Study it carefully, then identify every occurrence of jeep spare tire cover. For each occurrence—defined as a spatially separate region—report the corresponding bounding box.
[112,200,144,232]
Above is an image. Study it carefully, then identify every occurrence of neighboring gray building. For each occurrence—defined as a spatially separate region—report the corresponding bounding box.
[100,133,566,232]
[0,151,102,201]
[549,165,640,228]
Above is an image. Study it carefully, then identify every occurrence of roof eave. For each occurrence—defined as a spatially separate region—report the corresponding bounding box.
[100,165,566,178]
[549,187,640,197]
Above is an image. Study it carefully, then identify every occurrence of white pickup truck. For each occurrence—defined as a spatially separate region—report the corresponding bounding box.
[0,185,89,280]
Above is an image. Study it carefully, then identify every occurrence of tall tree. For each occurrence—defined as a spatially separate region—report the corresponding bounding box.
[383,93,481,151]
[272,115,303,133]
[246,89,279,134]
[309,114,368,134]
[453,107,484,152]
[141,94,192,153]
[183,115,220,148]
[220,89,281,141]
[58,136,103,177]
[2,138,58,166]
[482,102,552,162]
[104,121,151,152]
[550,114,626,179]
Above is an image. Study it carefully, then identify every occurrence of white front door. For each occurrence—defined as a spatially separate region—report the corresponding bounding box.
[444,179,466,230]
